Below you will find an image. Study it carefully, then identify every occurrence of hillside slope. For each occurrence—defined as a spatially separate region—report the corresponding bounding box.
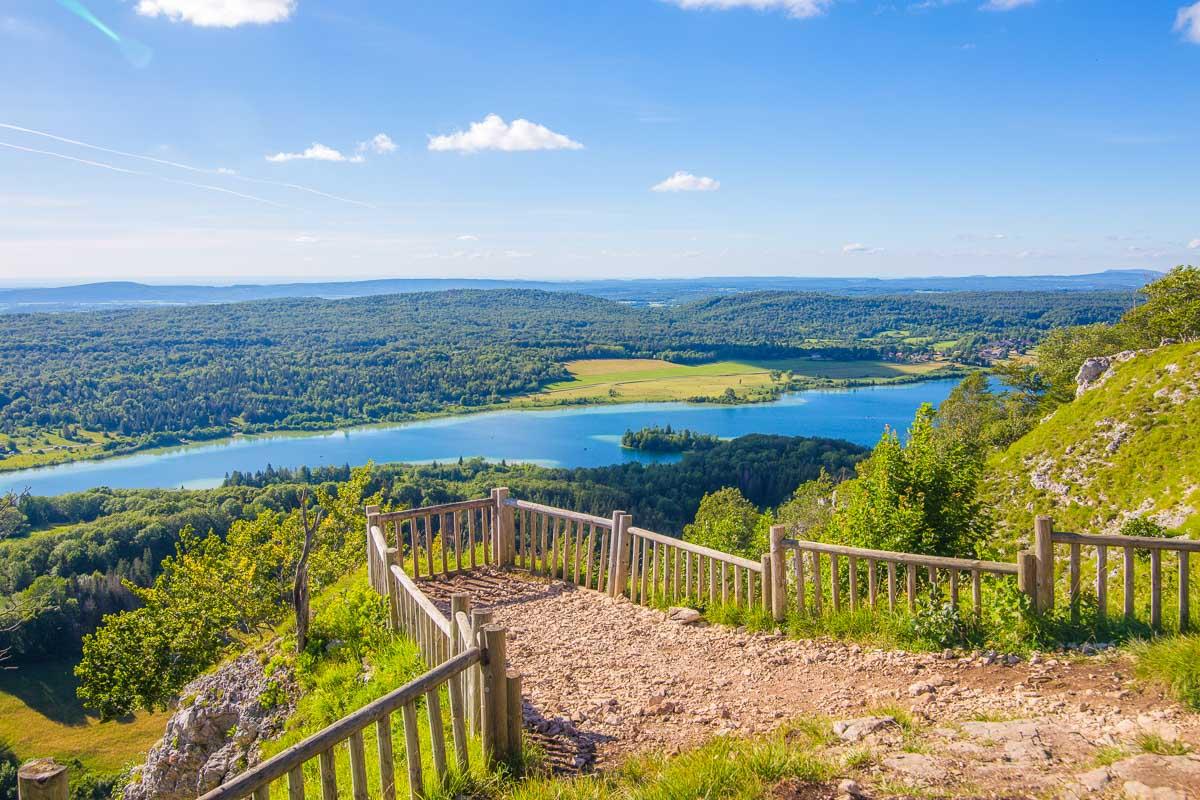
[984,341,1200,550]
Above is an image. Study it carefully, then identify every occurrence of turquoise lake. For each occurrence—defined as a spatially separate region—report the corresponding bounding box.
[0,379,958,496]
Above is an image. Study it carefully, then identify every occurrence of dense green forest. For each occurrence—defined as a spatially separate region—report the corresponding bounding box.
[0,288,1132,464]
[0,434,865,666]
[621,425,720,452]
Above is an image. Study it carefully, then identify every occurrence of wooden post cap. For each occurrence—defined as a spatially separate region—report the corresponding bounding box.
[19,760,68,800]
[19,760,67,784]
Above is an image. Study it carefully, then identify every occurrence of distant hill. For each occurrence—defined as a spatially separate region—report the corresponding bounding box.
[0,270,1161,313]
[983,341,1200,549]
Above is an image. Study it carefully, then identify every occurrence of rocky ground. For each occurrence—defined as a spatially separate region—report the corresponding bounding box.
[423,569,1200,799]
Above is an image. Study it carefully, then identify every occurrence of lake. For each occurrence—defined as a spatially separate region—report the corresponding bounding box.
[0,379,958,496]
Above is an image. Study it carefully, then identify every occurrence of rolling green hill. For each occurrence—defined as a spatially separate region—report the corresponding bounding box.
[983,341,1200,551]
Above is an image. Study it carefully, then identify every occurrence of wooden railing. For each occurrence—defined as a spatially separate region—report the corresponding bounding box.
[369,497,496,580]
[196,649,482,800]
[506,498,618,592]
[622,526,765,610]
[1037,517,1198,631]
[366,502,522,765]
[768,526,1026,622]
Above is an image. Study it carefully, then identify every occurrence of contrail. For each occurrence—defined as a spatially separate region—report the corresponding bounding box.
[0,122,374,208]
[0,141,289,208]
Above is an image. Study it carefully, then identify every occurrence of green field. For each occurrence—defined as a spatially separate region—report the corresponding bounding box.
[0,659,169,773]
[519,357,955,405]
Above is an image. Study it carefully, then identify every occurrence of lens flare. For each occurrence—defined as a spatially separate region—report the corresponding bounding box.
[55,0,153,68]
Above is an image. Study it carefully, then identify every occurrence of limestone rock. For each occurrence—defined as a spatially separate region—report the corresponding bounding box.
[124,648,296,800]
[667,607,701,624]
[832,716,896,742]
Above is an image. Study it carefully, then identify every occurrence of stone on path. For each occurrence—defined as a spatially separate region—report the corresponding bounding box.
[832,716,896,743]
[667,607,701,624]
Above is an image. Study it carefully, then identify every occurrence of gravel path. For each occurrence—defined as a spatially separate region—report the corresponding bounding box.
[423,569,1200,797]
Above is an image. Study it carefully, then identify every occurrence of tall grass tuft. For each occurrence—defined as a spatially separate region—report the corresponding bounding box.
[1131,635,1200,710]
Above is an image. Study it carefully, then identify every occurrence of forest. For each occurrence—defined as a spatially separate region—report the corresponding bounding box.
[0,288,1133,467]
[621,425,720,452]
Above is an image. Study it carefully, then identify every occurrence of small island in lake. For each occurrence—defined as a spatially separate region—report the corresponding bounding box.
[620,425,721,453]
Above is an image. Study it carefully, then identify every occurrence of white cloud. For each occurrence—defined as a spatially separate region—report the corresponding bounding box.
[456,234,479,241]
[842,242,883,254]
[651,171,721,192]
[293,234,320,244]
[1176,3,1200,44]
[980,0,1037,10]
[215,167,238,175]
[357,133,396,155]
[1188,238,1200,249]
[135,0,295,27]
[663,0,835,19]
[265,143,347,163]
[427,114,583,153]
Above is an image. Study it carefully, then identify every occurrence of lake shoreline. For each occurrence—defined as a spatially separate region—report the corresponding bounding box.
[0,369,966,478]
[0,377,963,496]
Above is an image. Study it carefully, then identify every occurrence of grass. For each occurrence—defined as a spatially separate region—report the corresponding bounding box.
[504,719,839,800]
[519,357,958,406]
[1134,732,1191,756]
[0,427,123,472]
[1131,635,1200,710]
[0,657,170,774]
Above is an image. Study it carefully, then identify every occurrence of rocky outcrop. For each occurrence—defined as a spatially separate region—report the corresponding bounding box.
[124,648,296,800]
[1075,350,1142,396]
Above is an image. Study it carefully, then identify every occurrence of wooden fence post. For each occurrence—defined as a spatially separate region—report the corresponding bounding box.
[769,526,787,622]
[1034,516,1055,612]
[366,505,381,585]
[1017,549,1038,610]
[605,511,622,596]
[505,670,523,763]
[760,554,772,613]
[491,488,514,567]
[483,626,510,763]
[608,512,631,598]
[18,760,68,800]
[468,609,492,738]
[384,544,400,631]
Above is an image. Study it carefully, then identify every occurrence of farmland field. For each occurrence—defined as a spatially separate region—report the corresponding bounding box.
[520,357,956,405]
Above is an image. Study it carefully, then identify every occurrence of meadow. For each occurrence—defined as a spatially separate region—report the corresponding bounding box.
[520,357,955,405]
[0,659,169,774]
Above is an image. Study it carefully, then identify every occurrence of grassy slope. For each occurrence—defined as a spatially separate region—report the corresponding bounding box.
[0,658,170,773]
[984,342,1200,551]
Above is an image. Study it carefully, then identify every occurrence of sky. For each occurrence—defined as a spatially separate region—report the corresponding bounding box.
[0,0,1198,285]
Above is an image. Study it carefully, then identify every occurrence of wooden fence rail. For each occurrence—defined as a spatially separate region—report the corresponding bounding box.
[504,498,616,592]
[1037,517,1198,632]
[620,525,765,611]
[769,526,1029,623]
[365,505,522,769]
[196,648,482,800]
[370,499,496,581]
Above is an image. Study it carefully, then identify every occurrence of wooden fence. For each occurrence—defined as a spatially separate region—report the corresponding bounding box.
[767,526,1028,623]
[622,526,765,609]
[1036,516,1198,632]
[506,498,618,592]
[186,496,527,800]
[195,648,482,800]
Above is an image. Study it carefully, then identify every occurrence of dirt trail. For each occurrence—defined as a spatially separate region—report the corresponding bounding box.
[423,569,1200,798]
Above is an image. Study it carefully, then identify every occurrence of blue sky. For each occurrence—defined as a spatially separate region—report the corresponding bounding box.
[0,0,1198,284]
